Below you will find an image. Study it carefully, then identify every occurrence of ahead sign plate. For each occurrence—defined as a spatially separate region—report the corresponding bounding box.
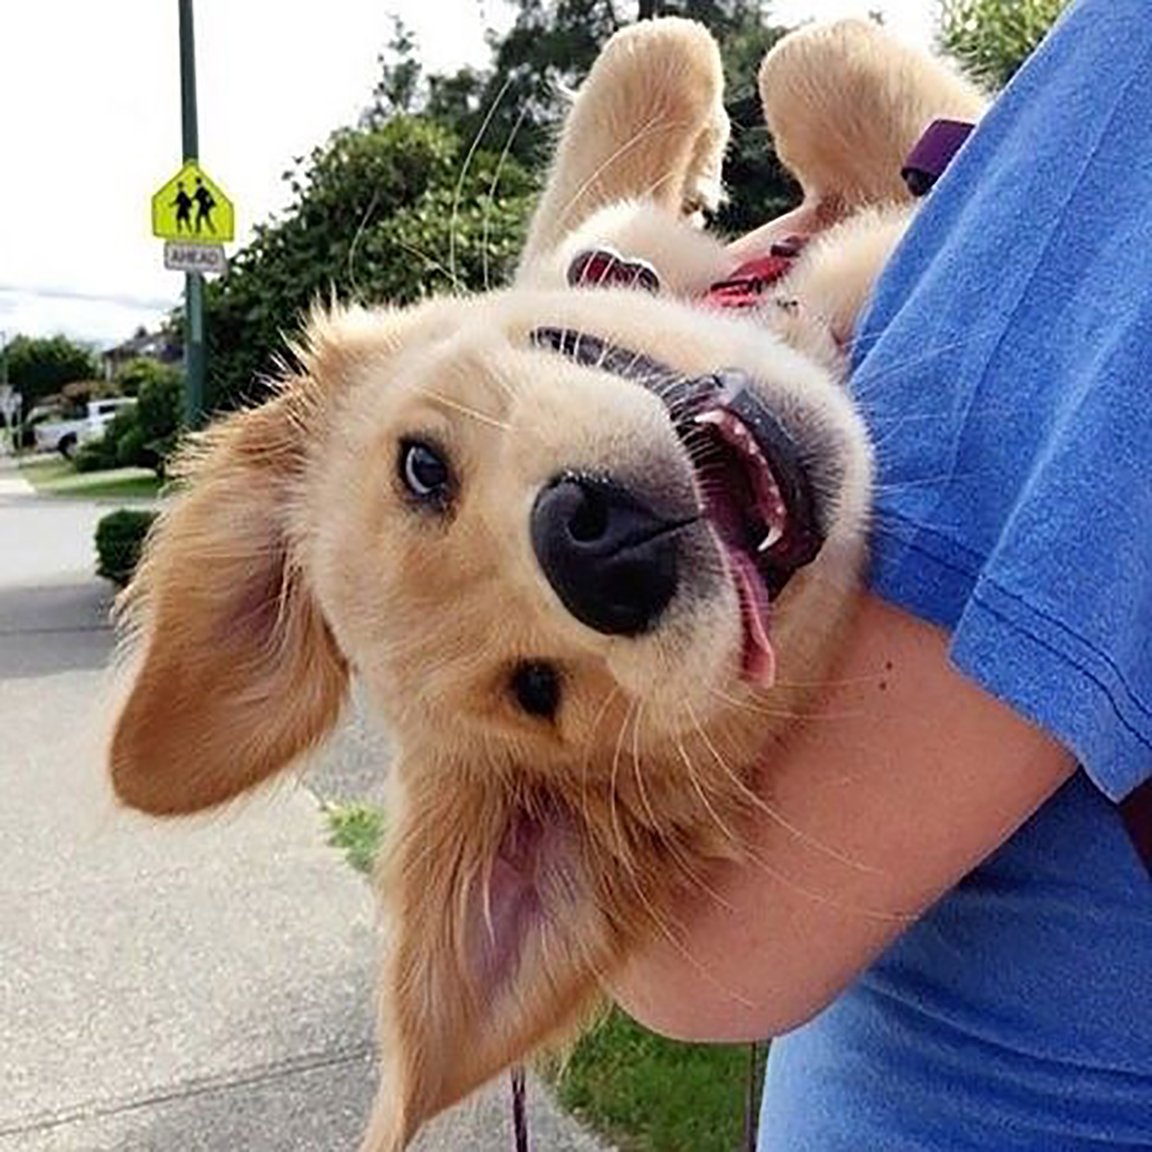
[164,241,228,275]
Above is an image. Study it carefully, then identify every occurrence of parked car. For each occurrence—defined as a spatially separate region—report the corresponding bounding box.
[34,397,136,458]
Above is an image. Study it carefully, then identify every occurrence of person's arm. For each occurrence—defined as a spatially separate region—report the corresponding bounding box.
[612,593,1076,1042]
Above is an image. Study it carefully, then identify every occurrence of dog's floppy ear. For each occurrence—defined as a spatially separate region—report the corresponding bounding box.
[359,764,611,1151]
[109,381,349,815]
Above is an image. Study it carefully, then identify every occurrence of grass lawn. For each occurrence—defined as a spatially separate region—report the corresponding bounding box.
[20,458,163,500]
[322,799,760,1151]
[554,1009,759,1152]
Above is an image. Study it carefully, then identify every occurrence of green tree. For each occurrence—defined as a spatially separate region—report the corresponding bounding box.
[116,359,184,474]
[196,1,798,413]
[203,115,536,410]
[4,334,97,406]
[938,0,1069,87]
[428,0,792,203]
[362,17,424,125]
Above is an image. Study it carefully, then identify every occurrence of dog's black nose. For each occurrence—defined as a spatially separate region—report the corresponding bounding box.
[531,476,681,636]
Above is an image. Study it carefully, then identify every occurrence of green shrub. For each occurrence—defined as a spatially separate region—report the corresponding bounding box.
[113,422,160,472]
[73,435,120,473]
[95,509,158,586]
[114,365,183,476]
[74,368,184,477]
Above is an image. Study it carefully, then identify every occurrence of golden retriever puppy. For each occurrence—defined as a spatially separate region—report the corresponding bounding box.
[109,18,984,1151]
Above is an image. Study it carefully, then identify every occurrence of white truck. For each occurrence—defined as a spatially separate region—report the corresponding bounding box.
[33,397,136,458]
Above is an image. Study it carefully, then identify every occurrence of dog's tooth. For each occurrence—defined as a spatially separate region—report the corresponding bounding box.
[759,523,785,552]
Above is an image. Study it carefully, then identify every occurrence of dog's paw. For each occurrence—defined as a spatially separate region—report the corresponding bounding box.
[759,19,985,209]
[593,17,724,121]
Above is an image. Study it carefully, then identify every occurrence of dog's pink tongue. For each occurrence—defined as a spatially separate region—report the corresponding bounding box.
[731,554,777,688]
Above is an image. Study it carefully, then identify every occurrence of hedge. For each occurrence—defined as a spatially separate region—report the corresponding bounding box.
[95,509,158,586]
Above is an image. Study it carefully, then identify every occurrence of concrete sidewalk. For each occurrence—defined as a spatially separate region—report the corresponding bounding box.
[0,458,607,1151]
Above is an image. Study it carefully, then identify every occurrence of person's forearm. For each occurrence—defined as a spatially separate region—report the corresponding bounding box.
[610,595,1075,1041]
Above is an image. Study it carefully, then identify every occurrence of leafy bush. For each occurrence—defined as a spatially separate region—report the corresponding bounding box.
[73,434,120,473]
[73,363,184,476]
[95,509,158,586]
[114,423,153,470]
[130,363,184,471]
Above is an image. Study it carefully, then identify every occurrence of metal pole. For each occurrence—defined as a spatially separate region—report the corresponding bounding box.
[178,0,206,426]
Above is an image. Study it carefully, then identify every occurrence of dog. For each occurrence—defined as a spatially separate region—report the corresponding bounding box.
[108,18,985,1151]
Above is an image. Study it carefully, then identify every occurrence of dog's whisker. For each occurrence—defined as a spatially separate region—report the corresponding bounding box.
[741,846,917,923]
[687,699,882,876]
[390,236,468,293]
[449,75,513,291]
[704,685,814,722]
[555,115,669,235]
[413,388,512,431]
[673,732,741,846]
[597,710,737,985]
[626,700,723,899]
[871,471,982,494]
[608,700,641,885]
[347,186,383,304]
[482,103,529,293]
[579,685,625,848]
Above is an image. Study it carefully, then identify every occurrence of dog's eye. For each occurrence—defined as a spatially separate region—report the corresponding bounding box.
[399,439,451,504]
[511,661,561,720]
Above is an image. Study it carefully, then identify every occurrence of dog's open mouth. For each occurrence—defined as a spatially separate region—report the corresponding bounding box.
[530,328,825,683]
[691,378,823,681]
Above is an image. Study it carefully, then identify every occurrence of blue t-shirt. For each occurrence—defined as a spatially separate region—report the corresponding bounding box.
[759,1,1152,1148]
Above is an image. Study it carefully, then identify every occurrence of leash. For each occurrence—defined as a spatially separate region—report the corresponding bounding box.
[744,1041,765,1152]
[511,1065,529,1152]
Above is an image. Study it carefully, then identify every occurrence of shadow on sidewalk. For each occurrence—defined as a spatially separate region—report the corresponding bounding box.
[0,582,115,678]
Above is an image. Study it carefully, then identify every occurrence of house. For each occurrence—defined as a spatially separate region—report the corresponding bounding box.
[102,327,181,380]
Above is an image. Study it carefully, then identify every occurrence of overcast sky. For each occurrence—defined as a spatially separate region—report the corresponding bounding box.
[0,1,935,351]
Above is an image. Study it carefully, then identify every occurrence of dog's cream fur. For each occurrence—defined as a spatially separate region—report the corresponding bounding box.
[109,18,984,1151]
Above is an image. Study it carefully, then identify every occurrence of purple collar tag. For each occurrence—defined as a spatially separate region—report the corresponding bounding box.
[901,118,975,197]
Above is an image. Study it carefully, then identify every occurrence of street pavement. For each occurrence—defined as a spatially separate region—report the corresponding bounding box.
[0,457,607,1152]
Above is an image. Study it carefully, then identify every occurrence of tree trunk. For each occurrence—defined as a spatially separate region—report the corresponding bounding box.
[638,0,660,18]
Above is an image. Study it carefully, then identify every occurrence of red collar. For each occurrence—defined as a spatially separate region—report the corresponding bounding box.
[703,238,806,310]
[565,238,805,312]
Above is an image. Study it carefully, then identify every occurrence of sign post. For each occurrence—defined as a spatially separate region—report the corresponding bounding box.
[179,0,204,427]
[151,3,234,427]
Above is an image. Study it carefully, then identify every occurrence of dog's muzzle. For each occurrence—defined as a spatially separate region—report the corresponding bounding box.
[529,326,827,604]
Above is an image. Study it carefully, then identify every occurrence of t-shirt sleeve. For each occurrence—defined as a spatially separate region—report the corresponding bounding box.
[851,0,1152,801]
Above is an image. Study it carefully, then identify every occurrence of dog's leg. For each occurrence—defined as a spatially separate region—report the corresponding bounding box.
[731,18,986,262]
[738,20,989,354]
[518,17,729,274]
[759,19,985,215]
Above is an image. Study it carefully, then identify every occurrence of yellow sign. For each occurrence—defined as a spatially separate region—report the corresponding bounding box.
[151,161,234,243]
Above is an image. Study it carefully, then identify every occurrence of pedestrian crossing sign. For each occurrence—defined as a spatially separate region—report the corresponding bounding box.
[151,161,234,243]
